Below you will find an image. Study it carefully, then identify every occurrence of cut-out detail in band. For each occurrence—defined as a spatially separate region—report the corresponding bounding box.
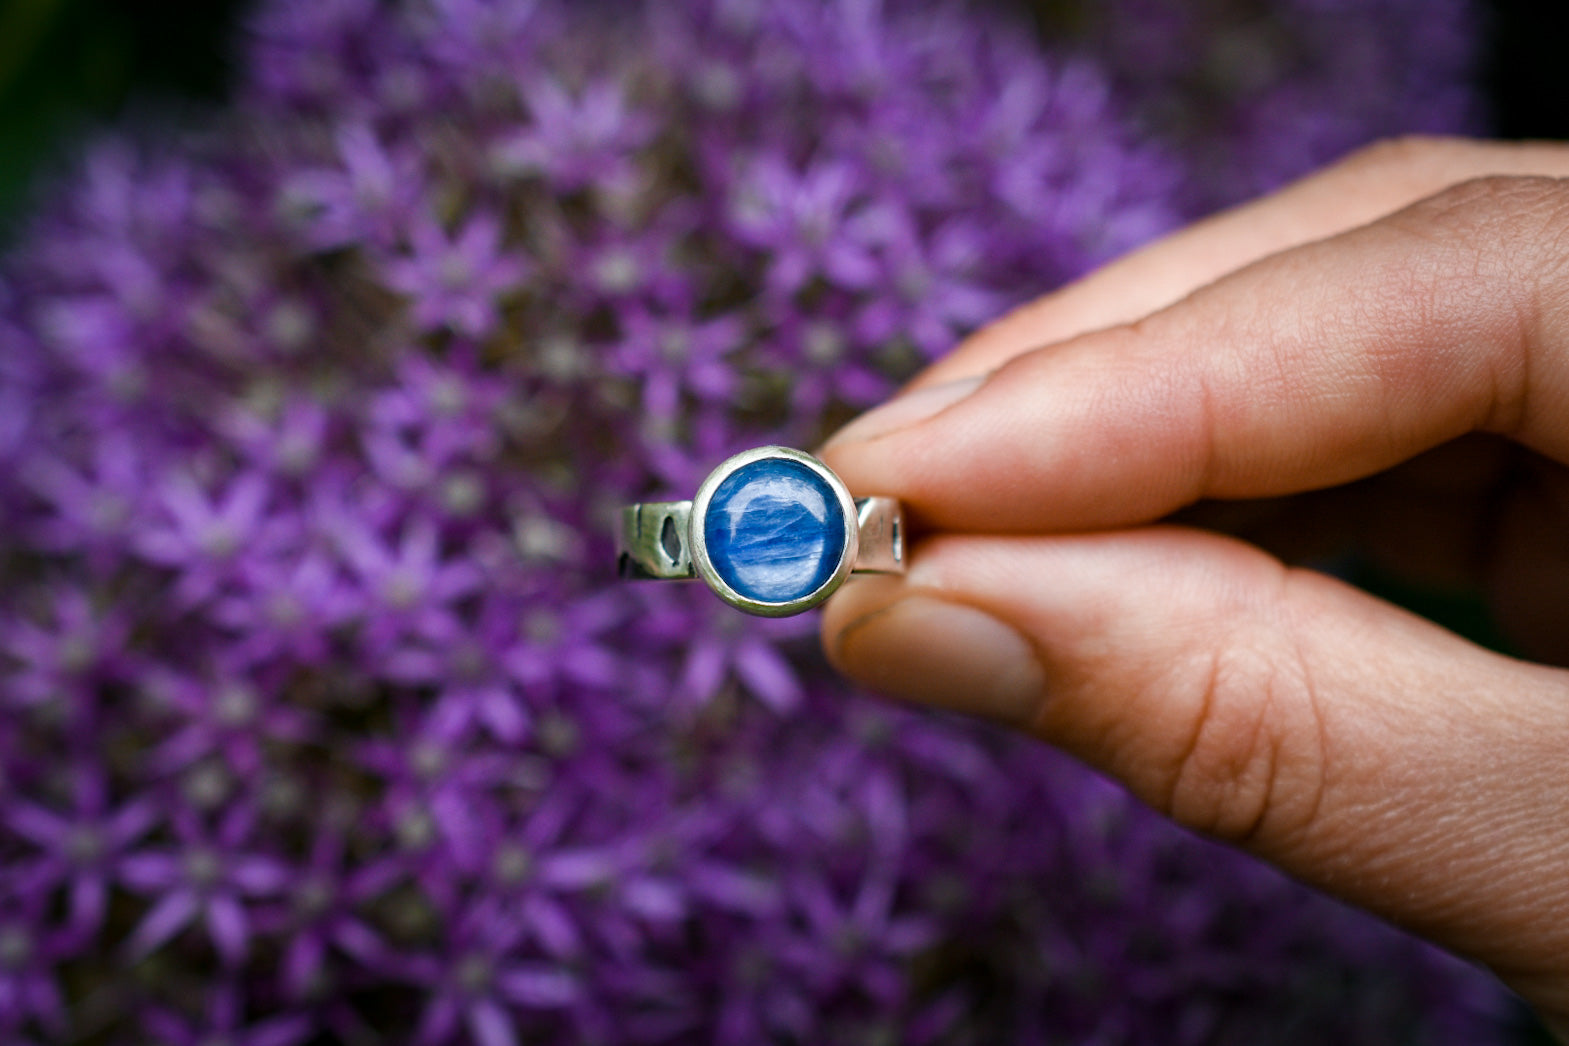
[660,514,682,565]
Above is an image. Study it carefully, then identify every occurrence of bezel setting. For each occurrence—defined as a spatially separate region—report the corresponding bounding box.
[689,446,859,617]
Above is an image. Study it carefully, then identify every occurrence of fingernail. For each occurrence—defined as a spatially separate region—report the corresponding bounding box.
[833,594,1044,727]
[821,375,983,450]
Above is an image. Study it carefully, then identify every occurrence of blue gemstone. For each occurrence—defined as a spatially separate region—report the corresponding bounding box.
[703,458,846,605]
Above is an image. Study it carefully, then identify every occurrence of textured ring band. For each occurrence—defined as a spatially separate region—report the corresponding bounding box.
[617,446,905,617]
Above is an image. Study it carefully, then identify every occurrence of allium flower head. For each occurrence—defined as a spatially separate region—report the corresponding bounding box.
[1079,0,1484,211]
[0,0,1510,1042]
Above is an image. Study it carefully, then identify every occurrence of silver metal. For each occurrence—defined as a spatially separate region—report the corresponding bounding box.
[617,501,693,580]
[616,446,905,617]
[853,496,903,574]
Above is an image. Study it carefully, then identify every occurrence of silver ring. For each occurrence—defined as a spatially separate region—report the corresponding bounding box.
[617,446,905,617]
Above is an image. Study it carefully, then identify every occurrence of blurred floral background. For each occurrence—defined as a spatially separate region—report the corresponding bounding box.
[0,0,1562,1043]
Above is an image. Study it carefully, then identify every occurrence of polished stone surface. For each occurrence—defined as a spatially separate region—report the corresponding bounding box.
[703,459,845,604]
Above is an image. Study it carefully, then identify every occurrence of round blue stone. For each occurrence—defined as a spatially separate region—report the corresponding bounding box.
[703,458,847,605]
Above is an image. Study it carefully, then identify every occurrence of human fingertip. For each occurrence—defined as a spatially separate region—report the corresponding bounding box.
[830,592,1045,728]
[819,374,983,451]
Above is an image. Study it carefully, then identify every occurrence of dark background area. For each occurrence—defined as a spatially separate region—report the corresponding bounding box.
[1486,0,1569,140]
[0,0,240,233]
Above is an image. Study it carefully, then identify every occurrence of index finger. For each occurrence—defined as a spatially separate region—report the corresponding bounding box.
[823,175,1569,532]
[911,137,1569,390]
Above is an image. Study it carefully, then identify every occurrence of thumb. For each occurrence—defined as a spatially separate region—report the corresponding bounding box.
[823,527,1569,1018]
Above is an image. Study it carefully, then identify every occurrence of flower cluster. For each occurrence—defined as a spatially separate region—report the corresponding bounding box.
[1070,0,1485,212]
[0,0,1510,1043]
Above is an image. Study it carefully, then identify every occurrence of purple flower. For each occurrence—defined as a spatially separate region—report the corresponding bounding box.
[136,469,293,606]
[1081,0,1484,212]
[382,594,536,742]
[120,806,291,965]
[0,587,132,716]
[728,156,883,299]
[381,210,528,337]
[220,393,335,478]
[609,307,745,419]
[332,513,484,655]
[850,208,1005,358]
[402,896,579,1046]
[667,598,813,715]
[500,590,624,699]
[0,0,1505,1041]
[20,435,151,564]
[214,547,359,665]
[141,661,316,776]
[359,349,509,506]
[0,897,70,1038]
[356,720,526,877]
[260,822,400,999]
[565,219,696,311]
[490,73,657,192]
[762,312,894,416]
[8,766,157,938]
[279,122,427,250]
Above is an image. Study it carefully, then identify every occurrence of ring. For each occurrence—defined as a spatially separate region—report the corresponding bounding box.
[617,446,905,617]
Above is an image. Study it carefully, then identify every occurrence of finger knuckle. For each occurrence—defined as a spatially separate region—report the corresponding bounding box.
[1156,630,1328,847]
[1390,175,1569,436]
[1426,176,1569,299]
[1402,174,1569,236]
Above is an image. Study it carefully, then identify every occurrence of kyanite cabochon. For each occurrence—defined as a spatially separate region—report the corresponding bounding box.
[702,458,846,604]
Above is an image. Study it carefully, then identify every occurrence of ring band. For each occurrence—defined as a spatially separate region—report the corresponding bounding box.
[617,446,904,616]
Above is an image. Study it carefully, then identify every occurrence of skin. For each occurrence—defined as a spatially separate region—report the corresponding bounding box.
[816,137,1569,1034]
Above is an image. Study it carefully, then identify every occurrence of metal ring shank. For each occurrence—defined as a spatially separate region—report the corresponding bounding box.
[617,497,904,581]
[851,497,904,574]
[617,501,694,580]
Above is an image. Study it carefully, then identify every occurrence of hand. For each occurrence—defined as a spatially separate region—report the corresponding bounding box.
[818,137,1569,1032]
